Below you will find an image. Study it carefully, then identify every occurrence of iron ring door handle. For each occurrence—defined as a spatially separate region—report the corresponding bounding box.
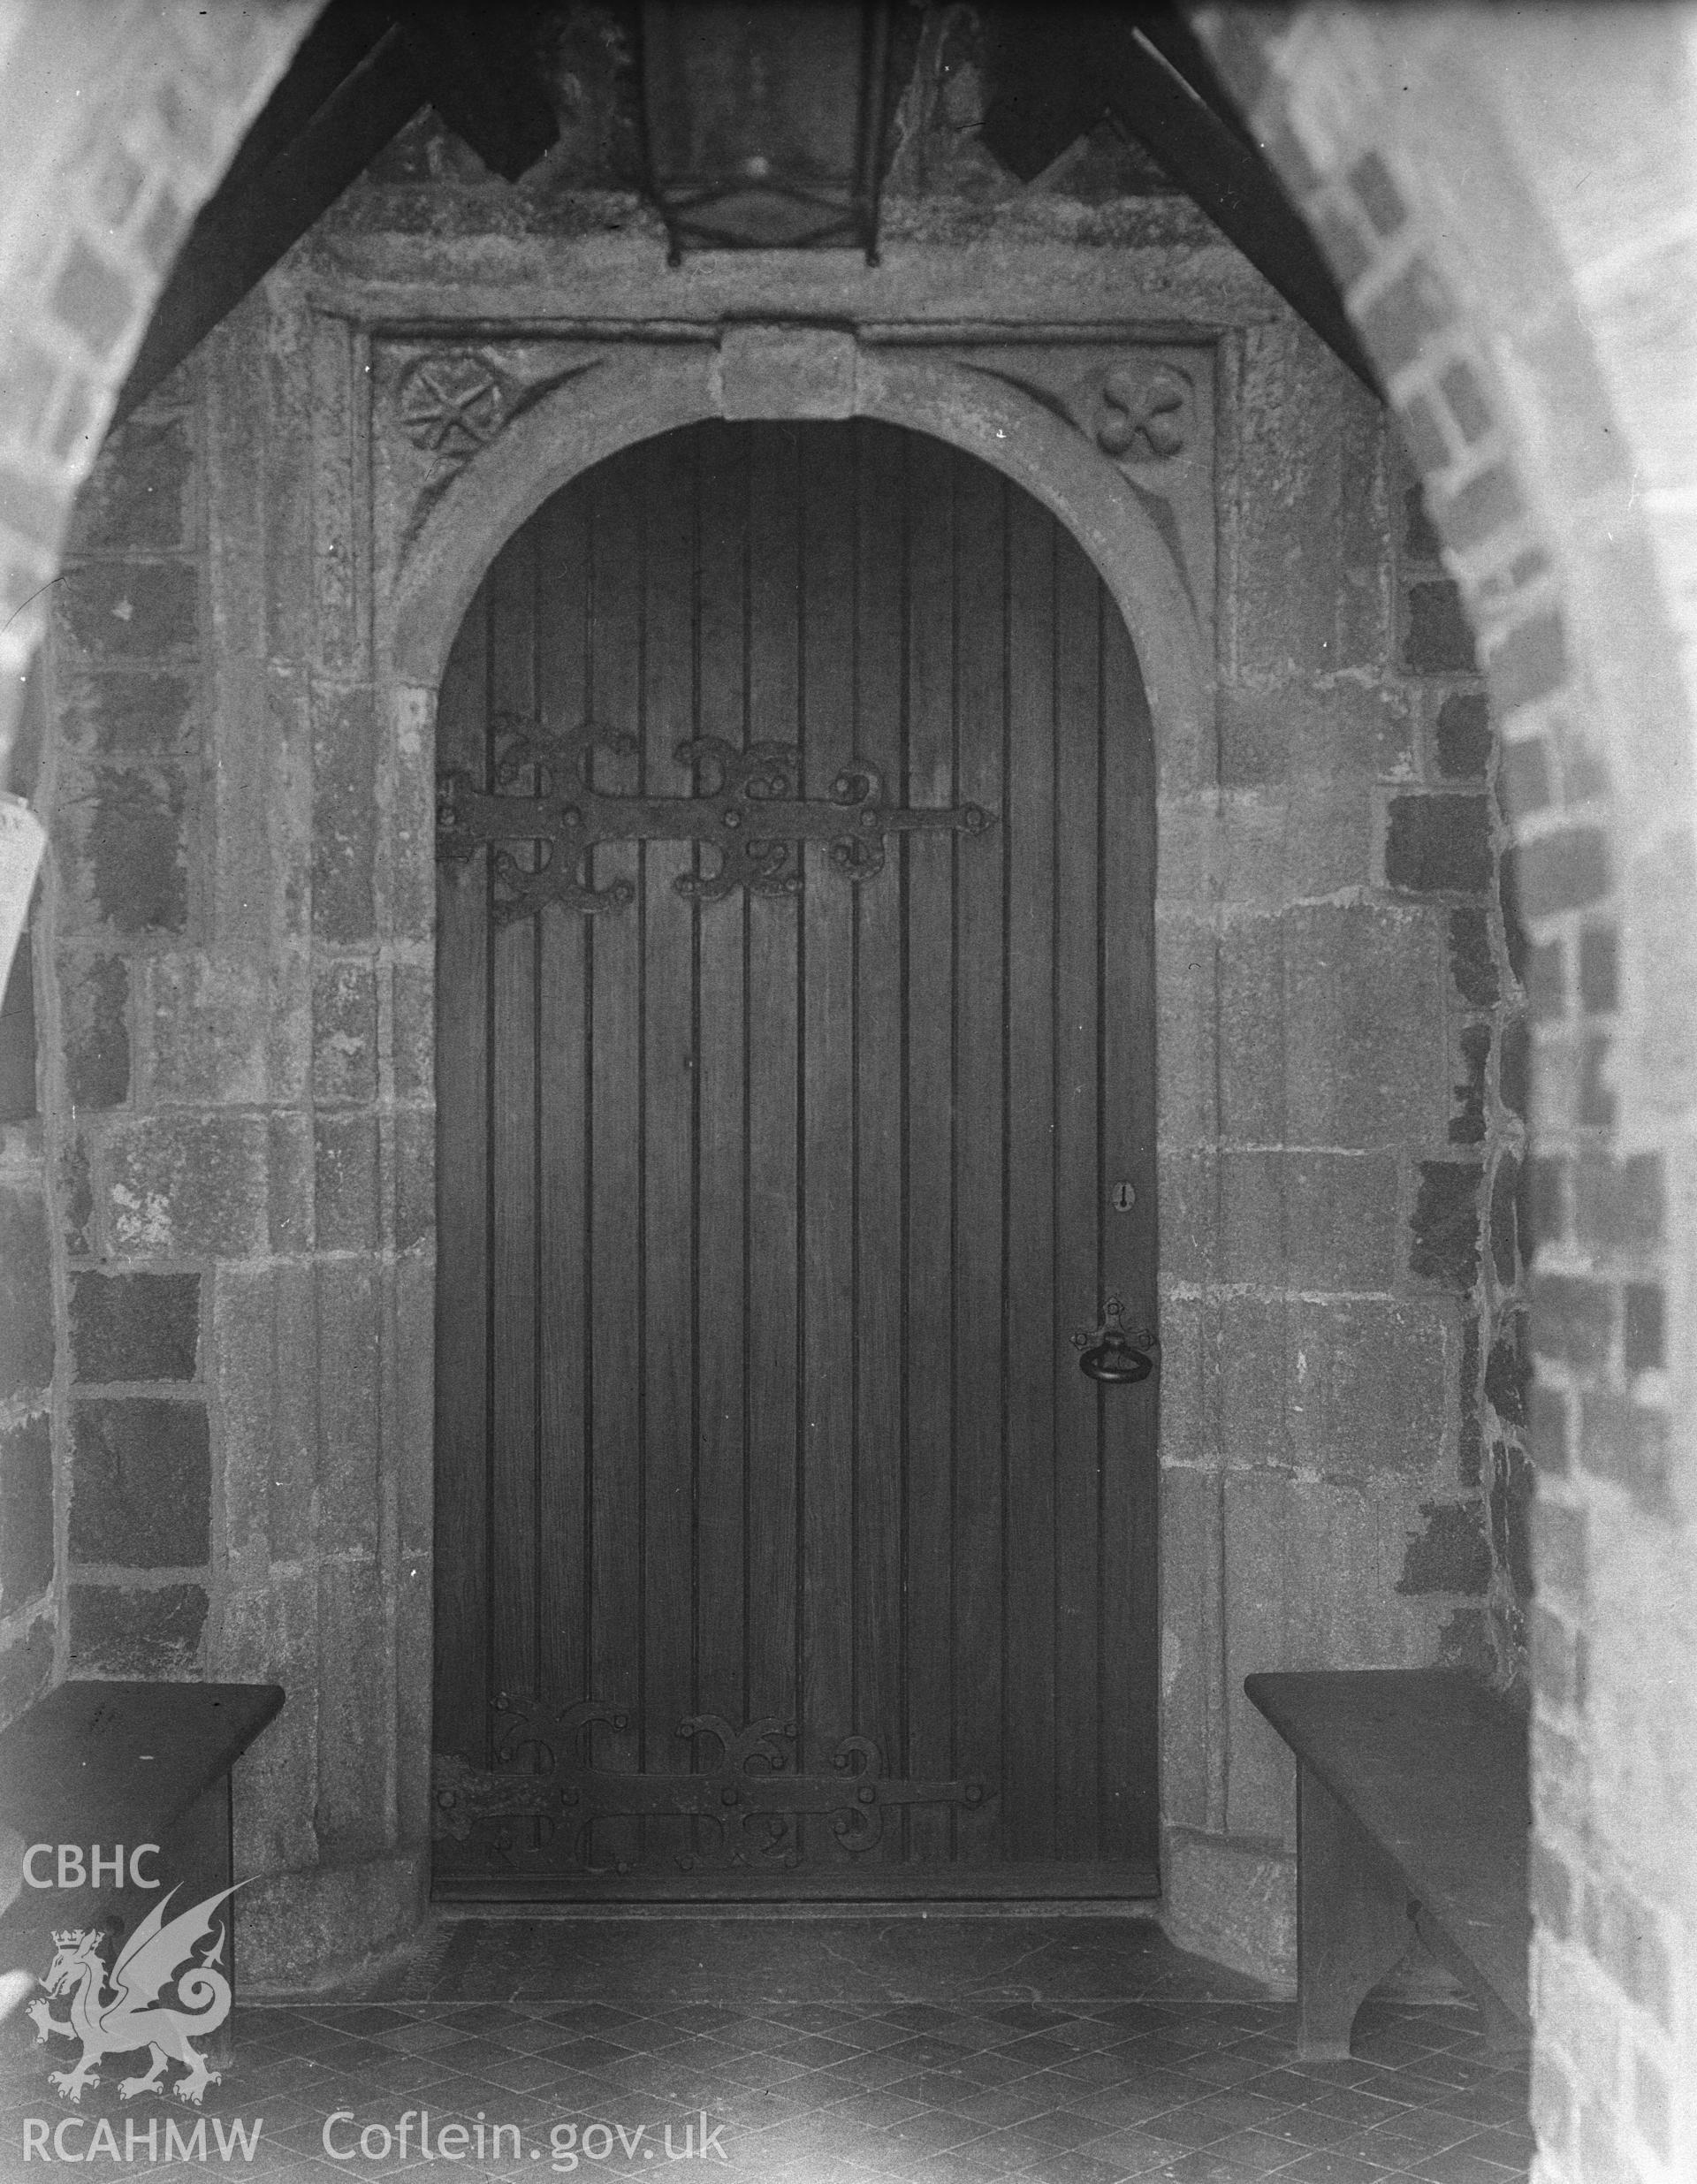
[1078,1333,1155,1384]
[1071,1295,1158,1384]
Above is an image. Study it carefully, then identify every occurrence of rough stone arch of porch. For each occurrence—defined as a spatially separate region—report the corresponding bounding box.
[1197,7,1697,2169]
[384,339,1213,784]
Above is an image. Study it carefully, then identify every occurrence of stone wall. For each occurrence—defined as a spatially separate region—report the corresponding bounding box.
[4,70,1518,1980]
[15,316,435,1981]
[0,0,316,1728]
[1154,333,1530,1978]
[1199,6,1697,2175]
[43,366,216,1688]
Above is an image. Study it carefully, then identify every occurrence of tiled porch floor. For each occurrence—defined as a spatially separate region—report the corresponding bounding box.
[0,1915,1533,2183]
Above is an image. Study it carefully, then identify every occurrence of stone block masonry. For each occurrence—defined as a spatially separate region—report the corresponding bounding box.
[1158,329,1531,1990]
[21,377,222,1699]
[19,287,434,1980]
[0,1145,55,1707]
[1195,8,1697,2174]
[0,0,319,1733]
[11,81,1537,1995]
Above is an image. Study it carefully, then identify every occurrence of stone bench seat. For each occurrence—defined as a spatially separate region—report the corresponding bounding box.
[1244,1668,1531,2058]
[0,1680,284,2066]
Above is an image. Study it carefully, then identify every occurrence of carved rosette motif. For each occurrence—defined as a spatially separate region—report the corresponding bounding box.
[395,350,508,457]
[377,341,613,573]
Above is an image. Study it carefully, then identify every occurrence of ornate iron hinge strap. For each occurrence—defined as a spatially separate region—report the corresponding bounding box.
[436,713,994,919]
[432,1700,990,1871]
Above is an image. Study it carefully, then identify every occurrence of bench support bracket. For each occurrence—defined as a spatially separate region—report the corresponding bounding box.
[1410,1903,1526,2052]
[1297,1759,1413,2058]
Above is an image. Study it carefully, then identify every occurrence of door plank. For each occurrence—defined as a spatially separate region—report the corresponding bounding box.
[743,425,803,1766]
[692,424,750,1739]
[640,435,703,1869]
[1098,601,1161,1860]
[585,452,645,1870]
[433,586,491,1777]
[799,423,858,1861]
[1052,527,1106,1860]
[1003,483,1060,1862]
[535,487,591,1712]
[901,432,957,1864]
[849,422,906,1865]
[950,452,1008,1864]
[487,529,541,1724]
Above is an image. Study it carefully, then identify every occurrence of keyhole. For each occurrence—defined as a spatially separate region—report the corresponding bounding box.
[1111,1181,1136,1214]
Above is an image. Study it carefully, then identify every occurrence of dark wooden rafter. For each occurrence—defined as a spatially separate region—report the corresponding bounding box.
[114,0,1373,428]
[978,4,1379,395]
[112,0,560,428]
[1123,4,1258,152]
[397,5,560,184]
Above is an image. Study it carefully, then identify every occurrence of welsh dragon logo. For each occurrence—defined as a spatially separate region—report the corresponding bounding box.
[26,1884,237,2107]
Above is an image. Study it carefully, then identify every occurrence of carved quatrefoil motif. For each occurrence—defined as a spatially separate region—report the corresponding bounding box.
[1096,363,1189,461]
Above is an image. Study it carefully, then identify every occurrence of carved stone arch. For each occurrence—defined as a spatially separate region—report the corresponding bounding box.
[382,331,1213,786]
[392,322,1211,1931]
[385,345,718,697]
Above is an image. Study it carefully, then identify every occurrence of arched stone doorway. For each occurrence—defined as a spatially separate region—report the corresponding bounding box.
[0,9,1692,2171]
[427,414,1165,1901]
[386,333,1212,1923]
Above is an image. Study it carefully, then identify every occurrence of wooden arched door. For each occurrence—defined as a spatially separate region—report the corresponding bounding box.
[432,419,1159,1899]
